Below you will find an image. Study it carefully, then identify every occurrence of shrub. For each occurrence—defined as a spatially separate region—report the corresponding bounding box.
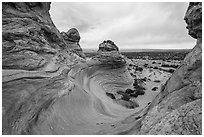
[106,93,116,99]
[141,77,147,82]
[168,69,175,73]
[144,63,148,67]
[125,89,135,94]
[134,66,143,72]
[130,90,145,97]
[121,93,130,101]
[152,87,158,91]
[154,80,161,83]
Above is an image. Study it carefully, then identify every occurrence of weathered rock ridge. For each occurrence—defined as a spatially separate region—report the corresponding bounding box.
[2,2,85,134]
[2,2,85,72]
[61,28,86,59]
[2,2,202,135]
[136,2,202,134]
[3,2,61,71]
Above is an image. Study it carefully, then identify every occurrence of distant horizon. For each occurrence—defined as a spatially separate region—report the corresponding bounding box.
[83,48,191,52]
[83,48,192,50]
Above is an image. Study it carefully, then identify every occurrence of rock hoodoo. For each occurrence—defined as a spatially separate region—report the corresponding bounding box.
[2,2,202,135]
[91,40,140,109]
[61,28,86,58]
[98,40,119,52]
[93,40,126,67]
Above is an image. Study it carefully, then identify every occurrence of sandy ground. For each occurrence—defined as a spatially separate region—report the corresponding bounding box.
[126,59,175,109]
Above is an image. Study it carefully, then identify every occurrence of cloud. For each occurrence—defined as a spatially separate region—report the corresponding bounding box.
[50,2,196,49]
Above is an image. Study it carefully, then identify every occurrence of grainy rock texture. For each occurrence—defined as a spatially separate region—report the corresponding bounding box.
[184,2,202,39]
[2,2,65,71]
[98,40,119,52]
[92,40,139,109]
[61,28,86,59]
[2,2,84,134]
[136,2,202,135]
[93,40,126,67]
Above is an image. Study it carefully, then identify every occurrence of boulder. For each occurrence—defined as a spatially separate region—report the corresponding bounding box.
[61,28,80,42]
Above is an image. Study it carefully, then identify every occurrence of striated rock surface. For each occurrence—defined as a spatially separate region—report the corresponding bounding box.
[184,2,202,39]
[93,40,126,67]
[91,40,141,109]
[2,2,85,134]
[2,2,137,135]
[136,2,202,135]
[61,28,86,59]
[2,2,65,71]
[98,40,119,52]
[2,2,202,135]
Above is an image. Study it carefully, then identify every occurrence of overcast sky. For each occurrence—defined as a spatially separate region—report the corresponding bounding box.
[50,2,196,49]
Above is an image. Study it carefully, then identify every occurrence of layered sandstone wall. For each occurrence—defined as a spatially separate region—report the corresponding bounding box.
[2,2,84,134]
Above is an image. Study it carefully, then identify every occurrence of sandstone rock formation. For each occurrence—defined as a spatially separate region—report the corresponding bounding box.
[61,28,86,59]
[2,2,202,135]
[93,40,126,67]
[98,40,119,52]
[136,2,202,134]
[3,2,62,71]
[92,40,141,109]
[2,2,84,72]
[2,2,85,134]
[2,2,136,134]
[184,2,202,39]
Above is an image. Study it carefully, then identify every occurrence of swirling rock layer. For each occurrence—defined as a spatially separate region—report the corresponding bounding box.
[2,2,202,135]
[2,2,65,71]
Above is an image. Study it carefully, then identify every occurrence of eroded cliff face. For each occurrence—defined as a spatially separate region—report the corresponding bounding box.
[2,2,84,72]
[136,2,202,134]
[2,2,85,134]
[61,28,86,59]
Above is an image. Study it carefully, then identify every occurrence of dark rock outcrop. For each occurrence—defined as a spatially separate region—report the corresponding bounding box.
[61,28,86,58]
[136,2,202,135]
